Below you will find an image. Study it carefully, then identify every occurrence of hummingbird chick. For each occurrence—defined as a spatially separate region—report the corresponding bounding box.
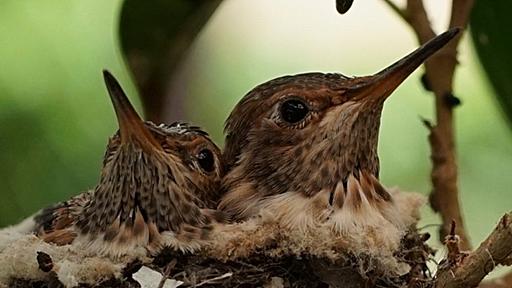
[34,71,223,257]
[219,29,459,236]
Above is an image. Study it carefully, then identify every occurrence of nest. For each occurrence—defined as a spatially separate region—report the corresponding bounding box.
[0,190,434,287]
[1,227,434,288]
[149,226,435,287]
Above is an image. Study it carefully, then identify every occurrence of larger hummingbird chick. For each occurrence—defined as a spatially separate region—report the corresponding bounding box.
[33,71,223,257]
[218,29,459,250]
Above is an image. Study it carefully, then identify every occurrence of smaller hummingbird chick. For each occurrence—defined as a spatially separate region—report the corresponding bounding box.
[217,29,460,254]
[33,71,224,257]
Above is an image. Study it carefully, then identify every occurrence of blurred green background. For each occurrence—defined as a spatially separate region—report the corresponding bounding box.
[0,0,511,255]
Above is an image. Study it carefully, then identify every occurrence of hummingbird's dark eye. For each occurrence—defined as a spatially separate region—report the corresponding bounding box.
[279,99,309,124]
[197,149,215,173]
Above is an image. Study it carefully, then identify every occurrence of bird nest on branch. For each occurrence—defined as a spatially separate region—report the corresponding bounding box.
[2,227,433,288]
[0,190,434,288]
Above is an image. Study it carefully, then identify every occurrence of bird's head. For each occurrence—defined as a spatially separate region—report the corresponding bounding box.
[220,29,459,219]
[77,71,223,238]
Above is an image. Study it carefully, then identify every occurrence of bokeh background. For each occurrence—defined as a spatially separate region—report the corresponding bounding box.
[0,0,511,257]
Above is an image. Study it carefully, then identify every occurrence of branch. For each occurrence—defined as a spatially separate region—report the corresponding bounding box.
[157,258,177,288]
[381,0,408,21]
[479,248,512,288]
[382,0,474,251]
[478,271,512,288]
[434,213,512,288]
[405,0,436,44]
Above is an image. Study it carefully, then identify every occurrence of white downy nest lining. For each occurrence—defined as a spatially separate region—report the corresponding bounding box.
[0,188,427,287]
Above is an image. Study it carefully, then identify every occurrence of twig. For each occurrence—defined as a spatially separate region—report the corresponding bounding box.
[195,272,233,287]
[382,0,474,251]
[444,220,467,266]
[381,0,408,21]
[158,258,177,288]
[434,212,512,288]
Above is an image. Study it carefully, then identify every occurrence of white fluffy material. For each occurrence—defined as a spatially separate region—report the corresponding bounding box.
[207,188,425,277]
[0,188,425,286]
[0,230,184,287]
[0,233,136,287]
[2,213,38,234]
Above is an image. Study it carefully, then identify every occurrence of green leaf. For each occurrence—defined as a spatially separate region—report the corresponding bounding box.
[471,1,512,127]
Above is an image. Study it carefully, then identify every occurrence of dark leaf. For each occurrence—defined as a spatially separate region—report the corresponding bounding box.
[471,1,512,128]
[336,0,354,14]
[119,0,223,122]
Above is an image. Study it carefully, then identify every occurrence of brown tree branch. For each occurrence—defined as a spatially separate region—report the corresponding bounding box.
[382,0,474,251]
[405,0,436,44]
[381,0,408,21]
[478,248,512,288]
[478,271,512,288]
[434,213,512,288]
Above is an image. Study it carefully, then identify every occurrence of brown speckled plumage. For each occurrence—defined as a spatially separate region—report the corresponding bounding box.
[219,29,459,225]
[34,71,223,256]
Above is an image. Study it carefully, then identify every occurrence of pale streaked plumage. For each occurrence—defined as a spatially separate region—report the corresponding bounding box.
[34,71,224,257]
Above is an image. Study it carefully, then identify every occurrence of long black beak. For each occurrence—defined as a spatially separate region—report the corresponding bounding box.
[347,28,460,102]
[103,70,160,150]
